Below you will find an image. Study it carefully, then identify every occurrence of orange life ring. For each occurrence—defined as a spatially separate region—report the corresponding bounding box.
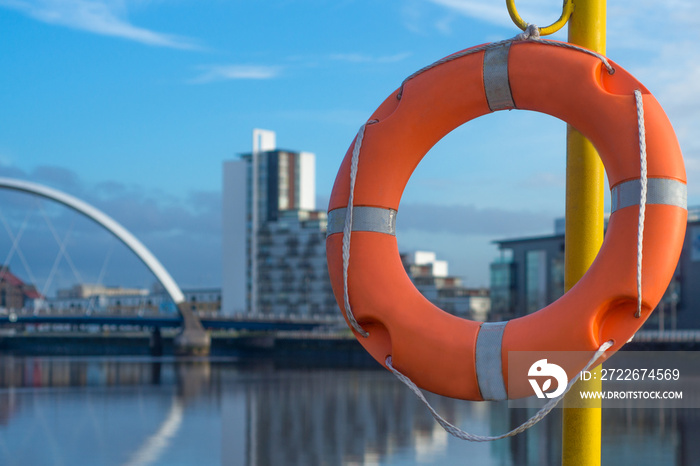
[325,40,687,401]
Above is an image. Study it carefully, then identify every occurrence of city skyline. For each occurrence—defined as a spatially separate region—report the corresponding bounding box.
[0,1,698,291]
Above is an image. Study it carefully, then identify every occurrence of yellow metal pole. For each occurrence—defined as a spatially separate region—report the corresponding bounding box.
[562,0,606,465]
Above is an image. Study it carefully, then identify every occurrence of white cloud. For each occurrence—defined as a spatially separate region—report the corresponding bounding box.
[614,8,700,202]
[273,109,370,126]
[397,203,554,236]
[188,64,282,84]
[400,2,427,35]
[423,0,511,27]
[418,0,568,30]
[520,172,565,189]
[608,1,700,49]
[0,149,15,167]
[400,0,510,36]
[0,0,200,49]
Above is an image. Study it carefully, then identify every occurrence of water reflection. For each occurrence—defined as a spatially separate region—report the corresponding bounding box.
[0,356,697,465]
[123,397,183,466]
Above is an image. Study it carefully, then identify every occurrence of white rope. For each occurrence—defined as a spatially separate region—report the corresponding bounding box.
[342,120,377,337]
[397,24,614,99]
[634,89,648,318]
[386,340,613,442]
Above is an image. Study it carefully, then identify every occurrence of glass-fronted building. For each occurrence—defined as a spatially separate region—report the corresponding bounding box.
[490,212,699,330]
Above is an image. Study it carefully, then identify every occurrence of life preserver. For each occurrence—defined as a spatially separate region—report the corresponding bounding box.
[325,40,687,401]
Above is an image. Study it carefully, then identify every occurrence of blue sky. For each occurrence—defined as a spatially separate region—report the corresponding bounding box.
[0,0,698,294]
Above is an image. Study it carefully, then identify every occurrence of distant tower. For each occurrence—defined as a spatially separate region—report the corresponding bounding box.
[222,130,316,316]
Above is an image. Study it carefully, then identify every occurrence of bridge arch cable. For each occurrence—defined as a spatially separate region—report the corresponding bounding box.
[0,193,96,306]
[39,205,85,301]
[0,202,40,294]
[87,242,116,315]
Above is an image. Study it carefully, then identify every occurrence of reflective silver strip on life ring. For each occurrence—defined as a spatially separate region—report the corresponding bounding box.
[475,321,508,401]
[611,178,687,213]
[326,206,397,237]
[483,43,515,111]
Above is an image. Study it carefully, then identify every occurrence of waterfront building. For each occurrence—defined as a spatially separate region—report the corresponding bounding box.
[489,231,565,321]
[0,266,43,312]
[222,129,330,317]
[490,210,698,328]
[181,288,222,315]
[401,251,490,321]
[47,292,165,315]
[45,287,220,315]
[57,283,149,299]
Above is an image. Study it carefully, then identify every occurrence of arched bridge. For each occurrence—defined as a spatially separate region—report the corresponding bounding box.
[0,177,210,354]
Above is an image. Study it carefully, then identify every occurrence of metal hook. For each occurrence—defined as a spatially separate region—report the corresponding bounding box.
[506,0,574,36]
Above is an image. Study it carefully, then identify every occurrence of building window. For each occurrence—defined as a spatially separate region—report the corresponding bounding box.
[490,261,514,317]
[526,250,547,314]
[550,251,565,302]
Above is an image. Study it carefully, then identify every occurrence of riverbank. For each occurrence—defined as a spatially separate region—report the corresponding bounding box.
[0,330,379,367]
[0,329,696,363]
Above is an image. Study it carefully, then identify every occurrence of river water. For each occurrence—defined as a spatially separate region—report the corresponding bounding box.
[0,355,697,465]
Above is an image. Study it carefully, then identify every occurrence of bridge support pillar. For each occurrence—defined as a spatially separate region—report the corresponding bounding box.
[174,303,211,356]
[150,327,163,357]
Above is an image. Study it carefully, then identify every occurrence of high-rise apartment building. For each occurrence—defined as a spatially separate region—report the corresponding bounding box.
[222,130,327,316]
